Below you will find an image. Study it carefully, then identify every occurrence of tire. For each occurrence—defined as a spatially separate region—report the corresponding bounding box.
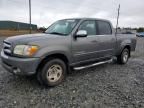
[37,69,44,85]
[38,58,67,86]
[117,48,130,64]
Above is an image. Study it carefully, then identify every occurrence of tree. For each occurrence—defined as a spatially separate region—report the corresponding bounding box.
[38,27,47,32]
[137,27,144,32]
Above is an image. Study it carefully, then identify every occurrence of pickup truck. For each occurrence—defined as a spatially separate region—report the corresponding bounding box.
[1,18,137,86]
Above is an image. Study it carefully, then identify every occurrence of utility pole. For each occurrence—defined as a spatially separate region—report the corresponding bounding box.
[29,0,32,34]
[115,4,120,35]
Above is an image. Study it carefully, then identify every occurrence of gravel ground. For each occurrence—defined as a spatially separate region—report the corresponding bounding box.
[0,37,144,108]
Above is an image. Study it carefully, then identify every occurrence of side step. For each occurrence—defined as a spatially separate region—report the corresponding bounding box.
[74,59,112,70]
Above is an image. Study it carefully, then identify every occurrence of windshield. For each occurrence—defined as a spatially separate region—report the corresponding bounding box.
[45,19,79,36]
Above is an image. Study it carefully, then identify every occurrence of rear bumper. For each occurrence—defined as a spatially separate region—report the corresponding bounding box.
[1,51,40,76]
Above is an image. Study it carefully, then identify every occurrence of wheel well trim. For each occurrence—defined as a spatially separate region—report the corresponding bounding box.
[120,45,131,57]
[36,53,70,73]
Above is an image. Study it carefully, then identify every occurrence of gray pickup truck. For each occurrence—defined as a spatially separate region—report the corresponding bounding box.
[1,18,136,86]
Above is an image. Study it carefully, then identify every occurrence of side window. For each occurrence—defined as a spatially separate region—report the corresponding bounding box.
[78,20,96,35]
[97,20,112,35]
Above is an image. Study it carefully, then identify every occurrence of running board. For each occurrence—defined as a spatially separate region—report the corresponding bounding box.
[74,59,112,70]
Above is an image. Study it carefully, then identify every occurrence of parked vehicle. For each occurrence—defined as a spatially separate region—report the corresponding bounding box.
[136,32,144,37]
[1,18,137,86]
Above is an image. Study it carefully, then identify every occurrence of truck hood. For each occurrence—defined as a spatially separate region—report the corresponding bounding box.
[5,33,61,44]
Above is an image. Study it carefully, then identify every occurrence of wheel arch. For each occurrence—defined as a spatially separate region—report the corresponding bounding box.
[36,53,69,73]
[122,45,131,57]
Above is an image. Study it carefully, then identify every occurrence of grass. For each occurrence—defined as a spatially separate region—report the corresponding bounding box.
[0,30,41,37]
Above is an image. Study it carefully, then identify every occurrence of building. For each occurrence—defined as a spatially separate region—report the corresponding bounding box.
[0,21,37,30]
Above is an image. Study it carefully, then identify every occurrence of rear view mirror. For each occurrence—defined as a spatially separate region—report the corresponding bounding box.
[76,30,87,37]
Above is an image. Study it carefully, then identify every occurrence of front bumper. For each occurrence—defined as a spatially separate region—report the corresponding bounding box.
[1,51,40,76]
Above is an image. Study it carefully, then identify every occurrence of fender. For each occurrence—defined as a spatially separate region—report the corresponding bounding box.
[119,39,131,53]
[34,46,72,63]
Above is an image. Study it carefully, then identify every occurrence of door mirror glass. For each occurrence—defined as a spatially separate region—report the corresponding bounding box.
[76,30,87,37]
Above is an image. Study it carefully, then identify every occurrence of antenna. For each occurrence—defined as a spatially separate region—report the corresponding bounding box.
[29,0,32,34]
[115,4,120,35]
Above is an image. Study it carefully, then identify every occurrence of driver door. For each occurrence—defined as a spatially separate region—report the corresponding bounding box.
[72,20,100,63]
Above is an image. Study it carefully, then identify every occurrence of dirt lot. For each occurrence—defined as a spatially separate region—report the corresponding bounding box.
[0,30,39,36]
[0,37,144,108]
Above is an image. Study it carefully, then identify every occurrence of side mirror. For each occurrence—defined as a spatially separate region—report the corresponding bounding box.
[75,30,87,37]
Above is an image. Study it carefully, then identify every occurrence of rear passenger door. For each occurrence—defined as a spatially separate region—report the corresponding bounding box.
[96,20,116,58]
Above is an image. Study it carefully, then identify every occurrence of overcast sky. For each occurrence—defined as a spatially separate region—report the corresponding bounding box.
[0,0,144,27]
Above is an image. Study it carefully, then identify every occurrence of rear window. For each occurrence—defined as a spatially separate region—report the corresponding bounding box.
[97,20,112,35]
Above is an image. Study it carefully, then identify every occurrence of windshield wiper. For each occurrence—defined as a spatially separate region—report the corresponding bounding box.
[47,32,66,35]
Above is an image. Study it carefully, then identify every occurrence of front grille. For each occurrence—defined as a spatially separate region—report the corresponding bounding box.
[3,41,12,55]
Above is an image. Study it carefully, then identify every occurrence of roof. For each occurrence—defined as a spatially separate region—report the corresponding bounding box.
[61,17,111,22]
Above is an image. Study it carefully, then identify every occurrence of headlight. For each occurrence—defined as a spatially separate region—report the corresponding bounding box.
[13,45,39,56]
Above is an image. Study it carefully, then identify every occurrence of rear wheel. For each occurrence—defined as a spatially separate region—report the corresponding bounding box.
[37,58,67,86]
[117,48,130,64]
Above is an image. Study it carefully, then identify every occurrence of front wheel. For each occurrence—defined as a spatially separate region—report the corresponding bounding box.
[117,48,130,64]
[38,58,67,86]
